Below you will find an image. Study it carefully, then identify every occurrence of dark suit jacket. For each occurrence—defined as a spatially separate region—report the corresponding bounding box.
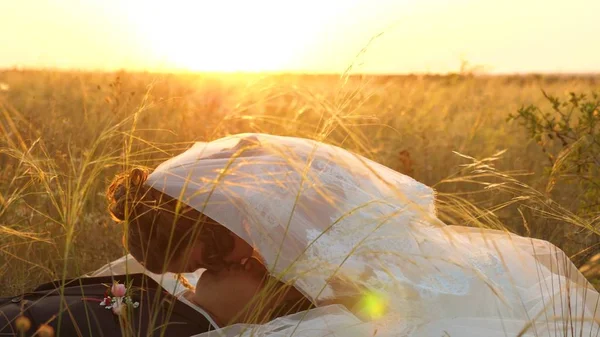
[0,273,215,337]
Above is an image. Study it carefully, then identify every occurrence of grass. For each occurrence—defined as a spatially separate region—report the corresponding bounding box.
[0,68,599,302]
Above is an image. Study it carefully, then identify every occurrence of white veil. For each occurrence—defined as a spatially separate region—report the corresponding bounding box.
[101,133,600,336]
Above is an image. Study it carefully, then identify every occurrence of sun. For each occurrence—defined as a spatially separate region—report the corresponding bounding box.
[124,1,318,73]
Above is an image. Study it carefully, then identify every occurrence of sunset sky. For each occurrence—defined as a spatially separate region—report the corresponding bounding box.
[1,0,598,74]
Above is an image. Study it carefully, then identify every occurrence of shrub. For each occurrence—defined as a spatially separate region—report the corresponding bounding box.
[509,91,600,218]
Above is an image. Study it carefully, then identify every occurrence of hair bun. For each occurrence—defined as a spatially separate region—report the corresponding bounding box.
[129,167,148,188]
[112,184,127,202]
[106,167,150,223]
[109,195,127,221]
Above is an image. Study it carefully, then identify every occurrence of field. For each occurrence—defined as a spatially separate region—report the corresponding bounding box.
[1,69,599,296]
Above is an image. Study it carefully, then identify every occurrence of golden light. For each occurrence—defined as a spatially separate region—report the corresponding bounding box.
[124,1,326,72]
[359,291,389,319]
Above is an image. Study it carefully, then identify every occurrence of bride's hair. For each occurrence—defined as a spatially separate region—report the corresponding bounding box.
[106,167,235,274]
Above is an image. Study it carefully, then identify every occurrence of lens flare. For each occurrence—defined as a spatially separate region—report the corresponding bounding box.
[360,292,388,319]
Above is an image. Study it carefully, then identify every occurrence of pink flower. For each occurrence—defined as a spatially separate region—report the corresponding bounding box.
[111,283,127,297]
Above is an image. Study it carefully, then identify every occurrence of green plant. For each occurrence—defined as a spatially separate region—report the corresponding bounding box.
[509,91,600,217]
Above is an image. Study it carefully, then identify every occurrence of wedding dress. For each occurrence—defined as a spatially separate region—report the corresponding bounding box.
[91,133,600,336]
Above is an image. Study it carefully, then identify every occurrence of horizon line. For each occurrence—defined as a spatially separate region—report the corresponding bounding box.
[2,66,600,78]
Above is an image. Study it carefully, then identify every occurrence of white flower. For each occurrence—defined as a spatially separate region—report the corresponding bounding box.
[112,304,123,315]
[111,297,124,315]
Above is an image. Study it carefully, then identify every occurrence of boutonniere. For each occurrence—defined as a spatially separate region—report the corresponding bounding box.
[100,281,139,316]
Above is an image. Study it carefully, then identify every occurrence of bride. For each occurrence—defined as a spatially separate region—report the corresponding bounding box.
[92,133,600,336]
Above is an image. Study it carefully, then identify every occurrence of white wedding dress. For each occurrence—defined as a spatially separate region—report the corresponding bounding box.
[90,133,600,336]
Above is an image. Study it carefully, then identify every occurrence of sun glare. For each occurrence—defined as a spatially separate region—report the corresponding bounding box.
[125,1,324,72]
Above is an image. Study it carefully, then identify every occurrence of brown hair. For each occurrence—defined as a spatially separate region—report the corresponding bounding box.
[106,167,235,274]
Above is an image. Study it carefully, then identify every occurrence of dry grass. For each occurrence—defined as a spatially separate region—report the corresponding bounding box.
[0,69,599,296]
